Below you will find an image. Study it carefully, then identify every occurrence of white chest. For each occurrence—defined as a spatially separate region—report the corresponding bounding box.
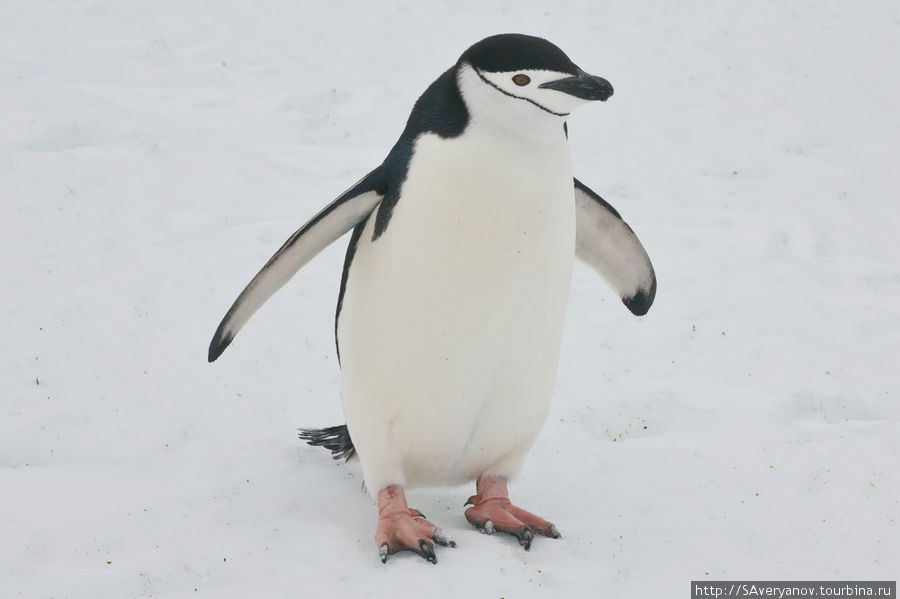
[338,127,577,489]
[387,129,575,283]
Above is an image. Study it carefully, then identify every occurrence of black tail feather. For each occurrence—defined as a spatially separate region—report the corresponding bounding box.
[298,424,356,461]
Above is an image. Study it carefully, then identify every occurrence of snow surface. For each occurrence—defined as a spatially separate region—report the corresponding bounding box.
[2,1,898,597]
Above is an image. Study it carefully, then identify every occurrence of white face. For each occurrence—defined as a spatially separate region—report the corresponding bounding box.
[471,66,592,116]
[457,63,592,139]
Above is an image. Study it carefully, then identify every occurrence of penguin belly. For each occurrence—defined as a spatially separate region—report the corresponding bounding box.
[337,130,576,494]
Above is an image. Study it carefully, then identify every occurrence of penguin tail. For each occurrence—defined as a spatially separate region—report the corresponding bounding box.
[298,424,356,461]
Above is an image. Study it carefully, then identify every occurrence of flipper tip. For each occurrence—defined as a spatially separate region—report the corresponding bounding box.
[622,278,656,317]
[207,330,233,362]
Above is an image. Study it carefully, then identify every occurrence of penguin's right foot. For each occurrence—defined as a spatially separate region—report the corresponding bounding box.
[375,485,455,564]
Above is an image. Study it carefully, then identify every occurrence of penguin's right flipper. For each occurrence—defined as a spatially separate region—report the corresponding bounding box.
[573,178,657,316]
[208,167,387,362]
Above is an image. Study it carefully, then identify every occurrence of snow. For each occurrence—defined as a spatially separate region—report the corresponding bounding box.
[2,1,898,597]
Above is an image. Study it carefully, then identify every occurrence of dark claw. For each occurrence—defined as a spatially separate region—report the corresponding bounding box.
[433,527,456,547]
[379,544,389,564]
[418,540,437,564]
[547,523,561,539]
[517,527,533,550]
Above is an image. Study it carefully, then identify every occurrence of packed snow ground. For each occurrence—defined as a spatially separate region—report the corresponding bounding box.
[2,1,898,597]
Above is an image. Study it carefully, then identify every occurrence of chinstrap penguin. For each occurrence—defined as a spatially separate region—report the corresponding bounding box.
[209,33,656,564]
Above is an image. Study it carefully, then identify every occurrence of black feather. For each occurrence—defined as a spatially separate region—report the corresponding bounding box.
[298,424,356,461]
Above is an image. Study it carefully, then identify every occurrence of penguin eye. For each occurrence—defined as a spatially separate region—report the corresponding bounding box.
[512,74,531,86]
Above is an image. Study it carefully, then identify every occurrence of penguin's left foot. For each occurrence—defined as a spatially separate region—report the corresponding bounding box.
[464,475,561,550]
[376,485,455,564]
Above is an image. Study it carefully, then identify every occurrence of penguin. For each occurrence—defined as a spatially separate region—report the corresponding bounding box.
[208,33,656,564]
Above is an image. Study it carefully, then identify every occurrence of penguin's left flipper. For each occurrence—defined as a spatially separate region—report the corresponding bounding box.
[208,167,387,362]
[574,178,657,316]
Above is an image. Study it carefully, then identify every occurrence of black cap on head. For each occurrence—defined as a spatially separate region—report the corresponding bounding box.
[459,34,580,74]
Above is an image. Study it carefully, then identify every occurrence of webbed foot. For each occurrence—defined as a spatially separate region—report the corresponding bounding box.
[464,475,561,550]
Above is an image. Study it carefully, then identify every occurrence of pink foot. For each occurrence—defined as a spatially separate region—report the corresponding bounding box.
[465,475,561,550]
[376,485,455,564]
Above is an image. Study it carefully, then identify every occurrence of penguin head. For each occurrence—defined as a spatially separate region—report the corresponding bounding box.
[456,34,613,131]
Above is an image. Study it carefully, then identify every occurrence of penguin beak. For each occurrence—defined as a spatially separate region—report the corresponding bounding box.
[539,70,614,102]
